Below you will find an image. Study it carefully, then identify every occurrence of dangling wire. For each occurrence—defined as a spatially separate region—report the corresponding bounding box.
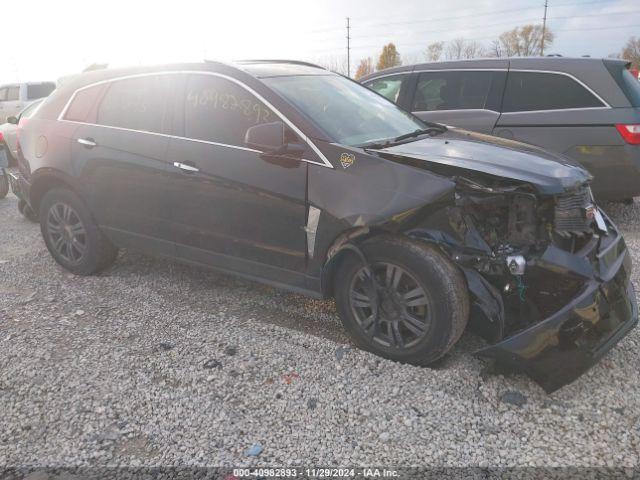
[516,275,527,303]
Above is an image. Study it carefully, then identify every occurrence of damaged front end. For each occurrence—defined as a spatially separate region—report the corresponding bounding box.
[408,174,637,393]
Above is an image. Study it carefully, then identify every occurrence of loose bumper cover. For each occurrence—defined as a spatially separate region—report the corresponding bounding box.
[477,211,638,393]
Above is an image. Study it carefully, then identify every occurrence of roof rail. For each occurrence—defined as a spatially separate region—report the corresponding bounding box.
[235,59,326,70]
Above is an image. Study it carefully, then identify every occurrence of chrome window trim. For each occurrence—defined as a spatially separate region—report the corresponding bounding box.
[500,106,611,115]
[57,70,334,169]
[413,68,507,73]
[413,108,500,114]
[60,119,264,154]
[362,72,410,83]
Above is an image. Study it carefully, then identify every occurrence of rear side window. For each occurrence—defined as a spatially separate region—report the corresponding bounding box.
[6,86,19,101]
[412,71,494,111]
[63,84,106,122]
[502,72,605,112]
[183,74,275,146]
[97,76,172,133]
[0,88,6,101]
[27,83,55,100]
[365,75,404,103]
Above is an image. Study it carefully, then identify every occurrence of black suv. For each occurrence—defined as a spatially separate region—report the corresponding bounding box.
[11,61,637,392]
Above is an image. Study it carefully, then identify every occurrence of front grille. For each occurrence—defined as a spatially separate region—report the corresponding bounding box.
[554,187,593,234]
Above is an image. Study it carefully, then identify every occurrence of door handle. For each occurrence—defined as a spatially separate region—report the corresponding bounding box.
[77,137,97,148]
[173,161,199,173]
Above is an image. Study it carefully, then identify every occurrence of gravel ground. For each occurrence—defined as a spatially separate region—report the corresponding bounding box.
[1,192,640,468]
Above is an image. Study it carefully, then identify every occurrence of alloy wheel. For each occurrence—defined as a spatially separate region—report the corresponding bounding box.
[46,202,87,264]
[349,262,432,349]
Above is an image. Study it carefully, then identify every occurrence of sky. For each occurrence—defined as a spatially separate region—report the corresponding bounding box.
[1,0,638,83]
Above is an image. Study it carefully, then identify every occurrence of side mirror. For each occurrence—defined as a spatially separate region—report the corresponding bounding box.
[245,121,286,152]
[244,121,305,158]
[7,116,18,125]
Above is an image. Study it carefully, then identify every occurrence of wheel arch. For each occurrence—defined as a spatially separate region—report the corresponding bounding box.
[320,226,392,298]
[29,169,82,214]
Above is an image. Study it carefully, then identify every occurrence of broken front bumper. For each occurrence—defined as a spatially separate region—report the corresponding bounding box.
[477,215,638,393]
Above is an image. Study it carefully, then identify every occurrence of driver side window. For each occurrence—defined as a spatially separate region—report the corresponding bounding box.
[184,75,277,146]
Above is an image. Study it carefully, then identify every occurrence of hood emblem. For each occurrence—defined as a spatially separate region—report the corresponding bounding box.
[340,153,355,169]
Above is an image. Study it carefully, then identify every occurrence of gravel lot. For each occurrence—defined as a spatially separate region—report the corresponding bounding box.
[1,192,640,468]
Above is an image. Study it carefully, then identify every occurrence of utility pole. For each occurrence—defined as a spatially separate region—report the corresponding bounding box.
[346,17,351,77]
[541,0,548,56]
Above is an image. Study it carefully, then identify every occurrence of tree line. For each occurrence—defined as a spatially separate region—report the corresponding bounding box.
[351,25,640,79]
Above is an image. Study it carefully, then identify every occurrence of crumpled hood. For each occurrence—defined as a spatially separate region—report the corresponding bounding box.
[380,128,592,195]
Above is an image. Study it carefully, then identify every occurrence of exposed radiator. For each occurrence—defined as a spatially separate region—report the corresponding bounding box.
[554,187,593,234]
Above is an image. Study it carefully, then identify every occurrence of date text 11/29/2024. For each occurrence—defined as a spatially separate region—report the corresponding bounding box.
[232,468,400,477]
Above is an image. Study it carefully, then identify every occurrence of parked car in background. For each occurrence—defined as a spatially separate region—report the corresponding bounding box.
[0,99,43,165]
[9,61,637,392]
[361,57,640,201]
[0,144,8,199]
[0,81,56,124]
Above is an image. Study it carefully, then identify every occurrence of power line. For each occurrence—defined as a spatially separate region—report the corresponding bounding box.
[336,9,640,43]
[306,0,621,34]
[311,23,640,53]
[541,0,549,55]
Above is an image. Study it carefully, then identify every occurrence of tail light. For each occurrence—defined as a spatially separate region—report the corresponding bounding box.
[0,131,4,142]
[616,124,640,145]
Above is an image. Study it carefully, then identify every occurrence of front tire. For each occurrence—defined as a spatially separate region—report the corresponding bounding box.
[334,235,469,366]
[39,188,118,275]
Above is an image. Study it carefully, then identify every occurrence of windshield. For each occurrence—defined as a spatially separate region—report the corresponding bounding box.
[263,74,427,146]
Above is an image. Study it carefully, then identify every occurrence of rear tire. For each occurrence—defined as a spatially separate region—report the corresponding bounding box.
[39,188,118,275]
[334,235,469,366]
[18,199,38,222]
[0,174,8,199]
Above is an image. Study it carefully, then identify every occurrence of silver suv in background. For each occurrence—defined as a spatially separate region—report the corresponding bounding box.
[361,58,640,201]
[0,81,56,124]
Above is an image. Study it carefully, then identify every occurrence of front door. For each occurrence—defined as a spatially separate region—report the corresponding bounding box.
[164,73,308,286]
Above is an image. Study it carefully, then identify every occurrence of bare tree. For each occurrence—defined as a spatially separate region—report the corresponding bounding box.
[425,41,444,62]
[354,57,374,80]
[316,55,349,75]
[445,38,485,60]
[620,36,640,68]
[491,24,554,57]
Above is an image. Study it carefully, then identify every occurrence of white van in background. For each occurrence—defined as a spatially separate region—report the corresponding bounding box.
[0,82,56,123]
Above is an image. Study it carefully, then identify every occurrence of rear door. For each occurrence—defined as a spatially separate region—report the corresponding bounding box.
[406,70,506,133]
[492,70,609,148]
[65,74,177,255]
